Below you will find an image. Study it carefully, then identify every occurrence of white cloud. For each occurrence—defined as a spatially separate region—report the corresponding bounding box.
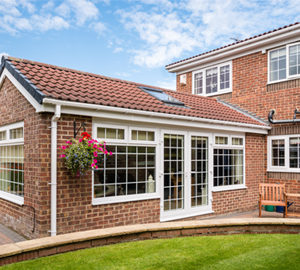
[119,10,199,67]
[90,21,106,35]
[118,0,300,68]
[31,15,69,31]
[58,0,99,26]
[113,47,124,53]
[0,0,106,35]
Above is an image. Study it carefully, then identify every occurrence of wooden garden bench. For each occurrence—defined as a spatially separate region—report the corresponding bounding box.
[259,183,287,217]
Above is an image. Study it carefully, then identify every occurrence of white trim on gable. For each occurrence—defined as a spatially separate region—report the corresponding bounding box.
[0,68,45,112]
[168,25,300,74]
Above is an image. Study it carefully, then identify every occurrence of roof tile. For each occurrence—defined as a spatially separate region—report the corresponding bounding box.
[6,56,267,127]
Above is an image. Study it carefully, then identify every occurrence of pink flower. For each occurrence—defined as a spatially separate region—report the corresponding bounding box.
[98,147,103,152]
[60,154,66,158]
[93,151,98,157]
[79,138,83,143]
[94,165,98,169]
[93,159,97,163]
[93,144,98,149]
[109,151,112,156]
[91,163,95,167]
[66,140,72,144]
[104,150,108,155]
[88,140,93,144]
[61,145,67,150]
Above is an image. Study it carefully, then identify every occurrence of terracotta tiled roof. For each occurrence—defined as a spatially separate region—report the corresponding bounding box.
[166,22,300,68]
[3,56,267,127]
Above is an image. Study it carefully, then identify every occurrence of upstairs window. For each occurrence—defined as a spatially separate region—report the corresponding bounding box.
[269,43,300,83]
[193,62,232,96]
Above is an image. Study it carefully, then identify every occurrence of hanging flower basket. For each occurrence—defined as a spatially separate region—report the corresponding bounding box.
[60,132,112,176]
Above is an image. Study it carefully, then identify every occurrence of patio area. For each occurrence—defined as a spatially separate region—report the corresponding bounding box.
[0,208,297,246]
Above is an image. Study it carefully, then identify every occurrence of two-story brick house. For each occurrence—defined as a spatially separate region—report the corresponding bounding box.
[166,22,300,210]
[0,22,298,239]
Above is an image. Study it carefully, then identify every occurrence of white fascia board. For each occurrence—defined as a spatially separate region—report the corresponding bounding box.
[167,25,300,73]
[0,68,46,113]
[42,98,270,134]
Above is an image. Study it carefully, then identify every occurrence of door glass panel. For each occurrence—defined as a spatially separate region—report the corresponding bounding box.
[191,136,208,207]
[164,134,184,211]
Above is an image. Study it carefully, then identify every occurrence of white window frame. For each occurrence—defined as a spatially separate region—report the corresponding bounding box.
[192,61,232,97]
[92,123,159,205]
[0,122,24,205]
[212,134,246,192]
[92,123,128,144]
[268,42,300,84]
[129,127,157,144]
[267,134,300,173]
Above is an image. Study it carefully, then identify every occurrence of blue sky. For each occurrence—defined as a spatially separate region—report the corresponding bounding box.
[0,0,299,90]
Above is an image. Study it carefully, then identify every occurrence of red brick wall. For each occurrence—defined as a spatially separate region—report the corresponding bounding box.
[55,114,160,235]
[211,133,266,214]
[176,72,192,94]
[176,51,300,121]
[0,77,52,239]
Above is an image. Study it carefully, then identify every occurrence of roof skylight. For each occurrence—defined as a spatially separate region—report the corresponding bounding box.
[140,87,185,107]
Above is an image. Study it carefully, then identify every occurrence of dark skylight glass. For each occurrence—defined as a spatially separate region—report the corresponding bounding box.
[140,87,185,106]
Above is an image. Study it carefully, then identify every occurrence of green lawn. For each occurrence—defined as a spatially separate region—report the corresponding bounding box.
[2,234,300,270]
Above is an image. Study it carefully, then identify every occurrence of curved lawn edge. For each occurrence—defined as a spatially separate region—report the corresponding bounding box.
[1,218,300,266]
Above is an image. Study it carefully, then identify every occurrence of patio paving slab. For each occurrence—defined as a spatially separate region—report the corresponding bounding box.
[0,224,26,245]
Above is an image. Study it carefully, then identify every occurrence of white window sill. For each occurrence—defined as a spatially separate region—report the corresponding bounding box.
[267,168,300,173]
[267,76,300,85]
[0,191,24,205]
[204,89,232,97]
[92,193,160,205]
[212,185,247,192]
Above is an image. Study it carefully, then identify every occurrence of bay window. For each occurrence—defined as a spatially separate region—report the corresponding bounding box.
[192,62,232,96]
[269,43,300,83]
[0,122,24,205]
[268,135,300,172]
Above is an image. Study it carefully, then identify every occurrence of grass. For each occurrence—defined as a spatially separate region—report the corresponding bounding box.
[1,234,300,270]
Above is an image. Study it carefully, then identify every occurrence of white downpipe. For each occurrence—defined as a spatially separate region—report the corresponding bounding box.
[50,105,61,236]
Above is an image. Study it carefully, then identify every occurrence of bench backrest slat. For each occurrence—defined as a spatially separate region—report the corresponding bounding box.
[259,183,285,202]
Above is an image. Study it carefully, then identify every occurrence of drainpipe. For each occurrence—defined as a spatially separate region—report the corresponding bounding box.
[268,109,300,124]
[50,105,61,236]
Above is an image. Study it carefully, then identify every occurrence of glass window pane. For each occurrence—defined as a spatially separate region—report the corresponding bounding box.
[289,137,300,168]
[0,131,6,141]
[117,129,124,139]
[289,44,300,76]
[215,136,228,145]
[194,72,203,94]
[206,67,218,94]
[232,138,243,145]
[97,128,105,139]
[220,65,230,90]
[269,48,286,81]
[10,127,23,139]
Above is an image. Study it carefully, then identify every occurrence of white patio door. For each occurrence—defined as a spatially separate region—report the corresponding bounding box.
[161,132,212,221]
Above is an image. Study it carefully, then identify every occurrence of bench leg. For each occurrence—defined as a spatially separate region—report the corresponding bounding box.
[259,201,262,217]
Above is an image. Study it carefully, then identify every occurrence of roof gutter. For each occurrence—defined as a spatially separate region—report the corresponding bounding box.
[42,98,270,131]
[166,24,300,73]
